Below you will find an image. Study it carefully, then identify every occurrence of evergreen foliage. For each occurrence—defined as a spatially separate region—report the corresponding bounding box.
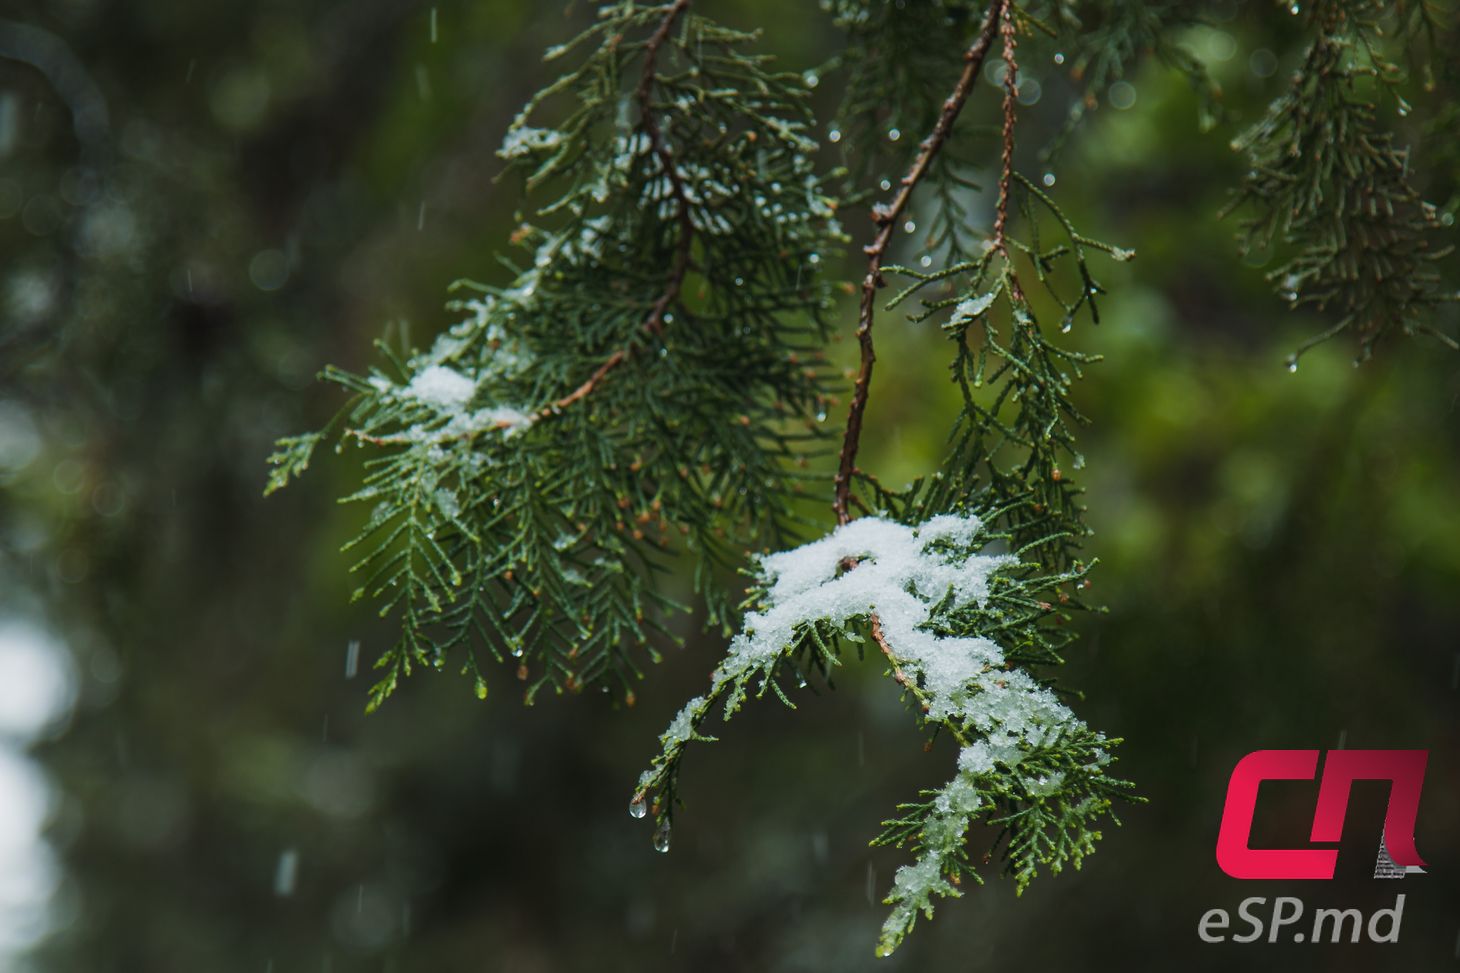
[268,0,844,710]
[633,2,1140,950]
[265,0,1459,954]
[1227,0,1458,362]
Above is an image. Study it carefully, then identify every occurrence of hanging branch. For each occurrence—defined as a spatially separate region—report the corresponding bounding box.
[270,0,842,707]
[831,0,1005,526]
[828,0,1007,759]
[833,0,1006,692]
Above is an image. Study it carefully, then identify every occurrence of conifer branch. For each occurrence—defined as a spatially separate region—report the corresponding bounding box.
[832,0,1004,526]
[255,0,1460,958]
[271,1,841,708]
[1226,0,1456,360]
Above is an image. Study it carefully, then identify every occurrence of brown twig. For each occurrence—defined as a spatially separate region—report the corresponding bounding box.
[991,0,1018,258]
[871,615,914,695]
[537,0,693,419]
[831,0,1005,526]
[871,615,970,746]
[537,349,627,419]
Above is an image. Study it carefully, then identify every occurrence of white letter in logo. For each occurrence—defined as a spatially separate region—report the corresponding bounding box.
[1198,908,1229,943]
[1232,897,1266,943]
[1368,894,1405,944]
[1268,897,1303,942]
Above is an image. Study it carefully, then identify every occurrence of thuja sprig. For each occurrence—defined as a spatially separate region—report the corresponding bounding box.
[634,0,1134,954]
[1227,0,1458,362]
[267,0,845,708]
[263,0,1459,954]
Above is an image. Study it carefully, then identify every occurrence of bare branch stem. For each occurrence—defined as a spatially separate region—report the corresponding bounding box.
[992,0,1019,258]
[832,0,1005,525]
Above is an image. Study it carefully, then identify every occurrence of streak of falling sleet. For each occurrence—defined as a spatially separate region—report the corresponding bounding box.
[274,848,299,897]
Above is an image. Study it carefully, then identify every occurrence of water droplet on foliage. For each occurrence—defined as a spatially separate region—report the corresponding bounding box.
[629,794,648,819]
[903,220,916,233]
[1053,52,1065,65]
[653,819,672,853]
[879,178,891,192]
[828,128,842,143]
[1108,81,1137,110]
[887,128,901,141]
[1285,355,1299,373]
[1042,172,1056,187]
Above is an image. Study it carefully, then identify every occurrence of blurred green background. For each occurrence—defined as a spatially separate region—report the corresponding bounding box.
[1,1,1457,970]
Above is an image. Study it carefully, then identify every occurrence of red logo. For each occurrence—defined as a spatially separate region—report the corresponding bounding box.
[1216,750,1428,880]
